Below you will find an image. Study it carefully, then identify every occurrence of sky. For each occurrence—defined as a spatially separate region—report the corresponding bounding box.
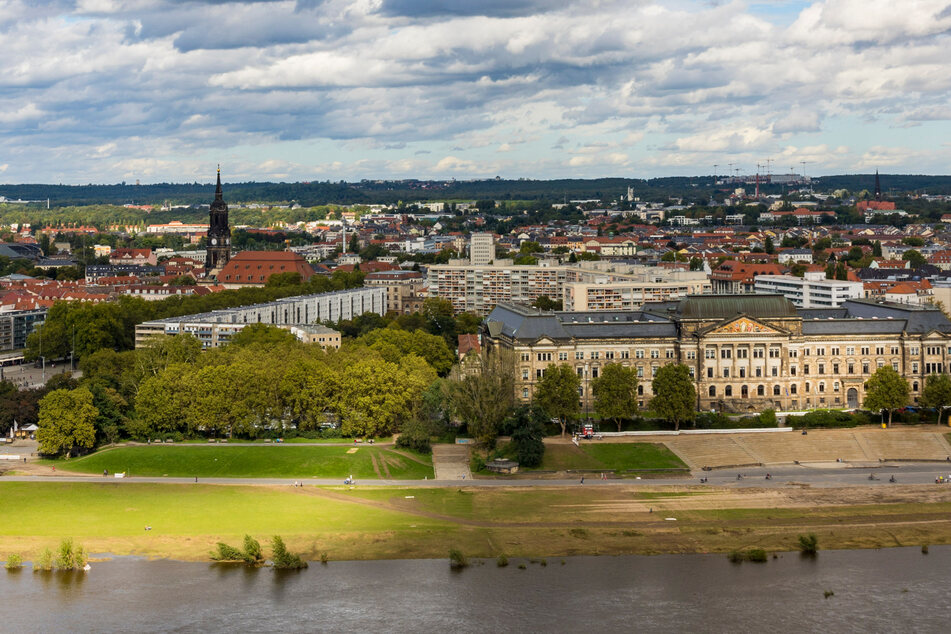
[2,0,951,185]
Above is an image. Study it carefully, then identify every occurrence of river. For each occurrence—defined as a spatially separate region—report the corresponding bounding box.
[2,547,949,633]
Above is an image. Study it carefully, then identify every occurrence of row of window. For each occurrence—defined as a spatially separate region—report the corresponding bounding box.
[705,345,949,357]
[707,379,922,398]
[524,349,676,362]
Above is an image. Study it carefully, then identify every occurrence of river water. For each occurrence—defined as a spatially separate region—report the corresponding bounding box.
[2,548,949,633]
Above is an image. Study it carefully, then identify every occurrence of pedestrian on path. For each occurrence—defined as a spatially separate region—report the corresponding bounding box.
[580,476,584,485]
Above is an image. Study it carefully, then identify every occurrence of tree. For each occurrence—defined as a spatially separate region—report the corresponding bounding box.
[36,387,99,457]
[532,295,562,311]
[592,363,638,432]
[448,350,515,448]
[864,366,909,426]
[229,324,299,348]
[764,236,775,254]
[920,373,951,425]
[650,364,696,431]
[507,405,546,467]
[355,328,455,375]
[904,249,927,269]
[535,364,581,437]
[872,241,882,257]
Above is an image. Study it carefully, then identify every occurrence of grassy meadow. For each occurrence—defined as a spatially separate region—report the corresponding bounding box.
[39,445,434,479]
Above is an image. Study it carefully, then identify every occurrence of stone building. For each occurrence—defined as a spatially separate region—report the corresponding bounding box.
[482,295,951,413]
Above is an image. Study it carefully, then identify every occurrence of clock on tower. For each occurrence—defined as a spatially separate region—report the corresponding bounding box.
[205,167,232,275]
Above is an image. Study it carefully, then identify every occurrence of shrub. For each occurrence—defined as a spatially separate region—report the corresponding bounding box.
[496,554,509,567]
[211,542,245,562]
[320,552,329,565]
[396,431,431,454]
[74,544,88,569]
[34,548,53,572]
[798,533,818,555]
[727,550,744,563]
[746,548,768,562]
[271,535,307,569]
[470,454,486,473]
[448,548,468,569]
[789,410,870,430]
[758,409,777,427]
[55,538,75,570]
[242,535,263,565]
[4,554,22,570]
[921,544,929,555]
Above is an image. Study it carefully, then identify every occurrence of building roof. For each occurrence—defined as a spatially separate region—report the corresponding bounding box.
[670,294,799,320]
[218,250,315,284]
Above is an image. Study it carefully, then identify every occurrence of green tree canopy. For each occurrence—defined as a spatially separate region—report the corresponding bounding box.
[535,364,581,437]
[229,324,300,348]
[592,363,638,432]
[354,328,455,375]
[864,366,909,426]
[447,350,515,448]
[650,364,696,431]
[920,373,951,425]
[36,387,99,457]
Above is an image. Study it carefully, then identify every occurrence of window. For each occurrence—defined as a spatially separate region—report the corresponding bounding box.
[706,367,714,378]
[804,364,810,375]
[666,349,675,359]
[723,368,730,378]
[705,348,716,359]
[651,349,660,359]
[861,346,870,355]
[737,348,748,359]
[739,368,746,378]
[522,369,529,380]
[688,367,695,378]
[686,350,696,360]
[757,385,765,396]
[721,349,732,359]
[912,362,919,373]
[791,384,798,395]
[520,353,530,362]
[833,381,840,392]
[771,367,779,377]
[831,347,840,355]
[753,348,765,359]
[913,381,919,392]
[847,363,854,374]
[725,385,733,397]
[605,351,614,360]
[876,346,885,355]
[769,347,780,359]
[877,361,884,369]
[522,388,529,399]
[892,361,899,371]
[592,368,599,379]
[638,385,644,396]
[802,348,810,356]
[910,347,919,355]
[576,367,584,377]
[927,346,942,355]
[890,346,899,355]
[620,351,629,360]
[773,385,781,396]
[559,352,568,361]
[575,351,584,360]
[637,367,644,378]
[536,369,544,379]
[592,352,600,360]
[636,349,645,359]
[805,382,811,393]
[816,347,825,356]
[846,346,855,355]
[789,350,798,358]
[862,362,870,374]
[537,352,552,362]
[818,364,825,374]
[791,366,797,376]
[818,382,825,393]
[755,368,762,378]
[709,386,716,397]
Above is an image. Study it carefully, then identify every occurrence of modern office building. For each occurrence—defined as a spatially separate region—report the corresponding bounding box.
[469,233,495,266]
[753,271,863,308]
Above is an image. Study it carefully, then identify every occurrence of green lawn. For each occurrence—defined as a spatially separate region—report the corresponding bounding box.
[40,445,433,479]
[529,442,686,472]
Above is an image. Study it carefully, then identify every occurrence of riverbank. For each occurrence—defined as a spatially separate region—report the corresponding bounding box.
[3,481,951,563]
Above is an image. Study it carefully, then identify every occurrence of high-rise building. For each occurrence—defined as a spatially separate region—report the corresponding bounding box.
[469,233,495,266]
[205,168,232,276]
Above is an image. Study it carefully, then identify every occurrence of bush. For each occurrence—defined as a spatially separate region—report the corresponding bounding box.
[789,410,870,429]
[242,535,263,565]
[55,538,75,570]
[695,412,775,429]
[4,554,22,570]
[271,535,307,569]
[798,533,818,555]
[758,409,776,427]
[496,554,509,567]
[396,431,431,454]
[211,542,245,562]
[470,454,486,473]
[508,406,546,467]
[449,548,468,569]
[727,548,768,563]
[34,548,53,572]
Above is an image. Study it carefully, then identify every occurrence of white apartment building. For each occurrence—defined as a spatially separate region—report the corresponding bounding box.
[428,262,709,314]
[469,233,495,266]
[563,271,711,311]
[753,271,863,308]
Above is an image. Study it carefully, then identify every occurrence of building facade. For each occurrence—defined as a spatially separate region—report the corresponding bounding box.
[482,296,951,413]
[0,308,46,351]
[469,233,495,266]
[364,270,425,314]
[753,271,864,308]
[135,287,385,348]
[563,271,710,311]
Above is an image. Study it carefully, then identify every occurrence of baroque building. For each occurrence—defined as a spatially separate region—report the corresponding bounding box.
[482,295,951,413]
[205,168,232,276]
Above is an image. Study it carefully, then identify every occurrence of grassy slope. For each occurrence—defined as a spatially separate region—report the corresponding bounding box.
[530,443,687,472]
[3,482,951,561]
[40,446,433,479]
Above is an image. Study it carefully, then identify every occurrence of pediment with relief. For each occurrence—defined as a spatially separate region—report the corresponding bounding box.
[709,317,780,335]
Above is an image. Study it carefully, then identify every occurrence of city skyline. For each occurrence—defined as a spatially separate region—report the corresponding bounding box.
[2,1,951,184]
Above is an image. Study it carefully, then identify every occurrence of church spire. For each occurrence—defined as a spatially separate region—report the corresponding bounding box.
[874,170,881,202]
[215,165,223,201]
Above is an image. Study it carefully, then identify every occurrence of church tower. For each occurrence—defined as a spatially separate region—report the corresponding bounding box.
[205,168,232,275]
[874,170,882,202]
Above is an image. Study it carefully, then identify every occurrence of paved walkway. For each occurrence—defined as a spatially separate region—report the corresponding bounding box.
[432,444,471,480]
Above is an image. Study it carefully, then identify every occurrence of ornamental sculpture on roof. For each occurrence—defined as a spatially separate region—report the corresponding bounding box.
[714,317,775,334]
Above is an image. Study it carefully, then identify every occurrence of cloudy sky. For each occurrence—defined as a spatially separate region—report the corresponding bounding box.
[2,0,950,184]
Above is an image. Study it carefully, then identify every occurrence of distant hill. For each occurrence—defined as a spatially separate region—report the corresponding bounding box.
[1,174,950,207]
